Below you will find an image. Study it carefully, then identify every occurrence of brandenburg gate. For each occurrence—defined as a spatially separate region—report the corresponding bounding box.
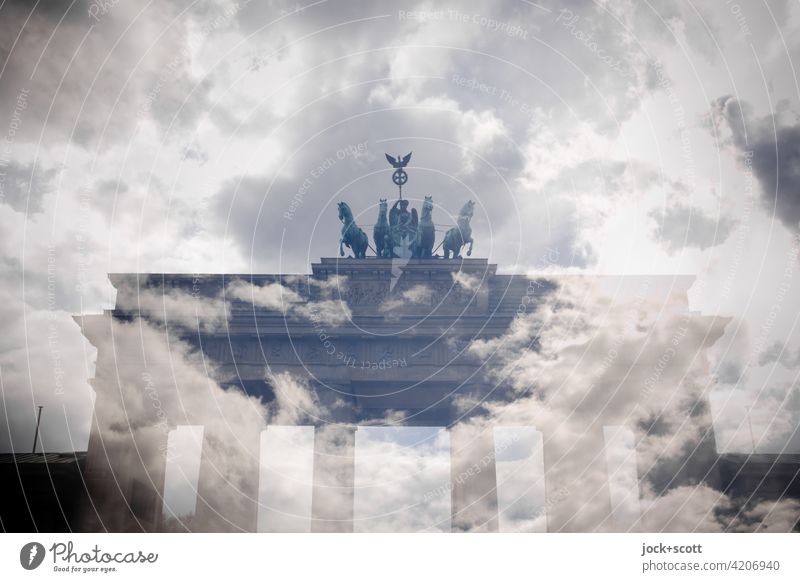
[74,154,724,533]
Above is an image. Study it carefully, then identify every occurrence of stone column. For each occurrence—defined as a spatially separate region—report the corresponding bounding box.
[193,427,261,532]
[310,424,356,532]
[543,424,613,532]
[604,425,642,531]
[449,423,499,532]
[79,377,170,532]
[79,412,134,532]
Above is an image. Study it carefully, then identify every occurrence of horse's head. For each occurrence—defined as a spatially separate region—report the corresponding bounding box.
[338,201,351,223]
[422,196,434,217]
[378,198,387,212]
[459,200,475,220]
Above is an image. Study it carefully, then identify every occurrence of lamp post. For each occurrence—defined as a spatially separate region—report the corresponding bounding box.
[32,405,43,454]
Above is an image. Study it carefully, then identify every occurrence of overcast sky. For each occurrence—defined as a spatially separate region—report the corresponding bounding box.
[1,0,800,468]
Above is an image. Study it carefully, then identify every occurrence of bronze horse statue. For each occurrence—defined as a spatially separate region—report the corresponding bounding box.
[442,200,475,259]
[338,201,368,258]
[411,196,435,259]
[373,198,391,258]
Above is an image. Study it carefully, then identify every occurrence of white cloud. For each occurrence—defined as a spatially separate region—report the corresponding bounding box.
[228,280,352,326]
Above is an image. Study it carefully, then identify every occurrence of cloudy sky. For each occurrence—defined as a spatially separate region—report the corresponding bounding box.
[1,0,800,530]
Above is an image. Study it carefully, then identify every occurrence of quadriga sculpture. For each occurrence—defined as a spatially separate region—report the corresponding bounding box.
[338,201,368,259]
[442,200,475,259]
[411,196,435,259]
[373,198,391,258]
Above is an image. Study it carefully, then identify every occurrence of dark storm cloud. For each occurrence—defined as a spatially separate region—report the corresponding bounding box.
[87,177,128,218]
[711,96,800,230]
[716,360,744,385]
[213,173,309,270]
[0,0,223,148]
[181,142,210,164]
[0,160,58,214]
[630,0,723,62]
[4,0,92,23]
[758,340,800,369]
[650,204,735,253]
